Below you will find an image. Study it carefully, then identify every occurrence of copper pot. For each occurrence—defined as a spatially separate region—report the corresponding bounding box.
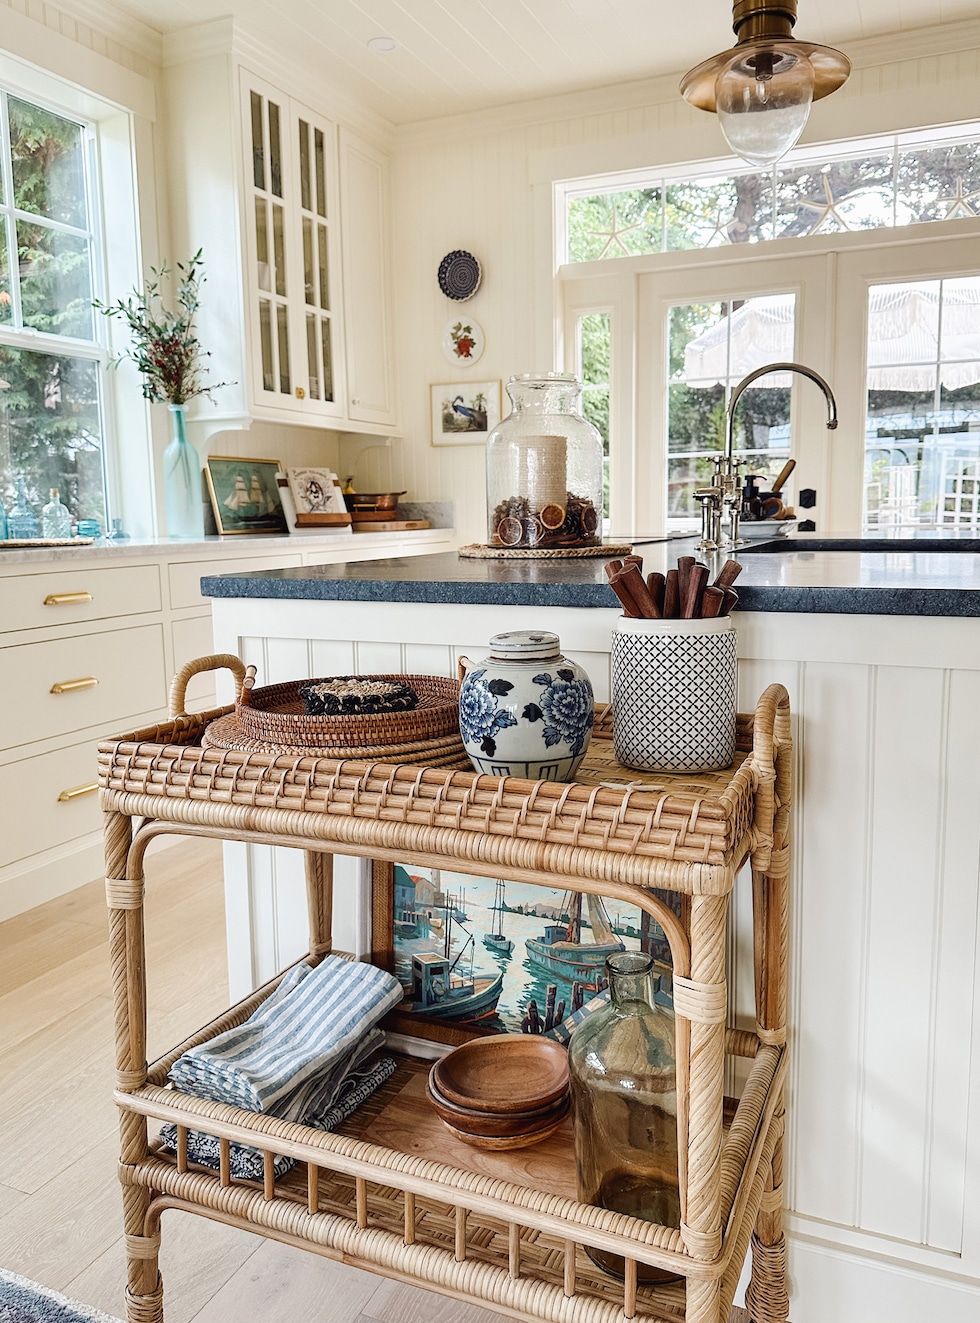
[343,490,406,512]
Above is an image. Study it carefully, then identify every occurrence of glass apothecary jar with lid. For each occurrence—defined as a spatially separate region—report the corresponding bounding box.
[486,373,603,550]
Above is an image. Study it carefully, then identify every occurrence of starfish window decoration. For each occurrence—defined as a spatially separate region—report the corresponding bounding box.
[939,177,980,220]
[798,175,853,234]
[591,204,645,258]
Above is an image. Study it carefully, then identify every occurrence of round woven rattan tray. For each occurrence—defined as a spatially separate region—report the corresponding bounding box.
[457,543,632,559]
[236,673,460,747]
[202,714,471,766]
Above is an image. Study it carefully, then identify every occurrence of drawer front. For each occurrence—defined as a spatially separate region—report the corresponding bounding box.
[169,554,303,610]
[0,623,167,751]
[172,614,220,712]
[1,564,162,634]
[0,738,104,868]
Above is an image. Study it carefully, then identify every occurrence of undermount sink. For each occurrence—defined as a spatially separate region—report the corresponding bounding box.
[738,536,980,553]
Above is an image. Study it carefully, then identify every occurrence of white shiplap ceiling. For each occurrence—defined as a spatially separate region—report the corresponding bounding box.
[93,0,979,124]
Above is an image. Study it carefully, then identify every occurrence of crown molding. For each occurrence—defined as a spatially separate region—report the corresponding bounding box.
[396,17,980,149]
[161,18,394,147]
[46,0,164,67]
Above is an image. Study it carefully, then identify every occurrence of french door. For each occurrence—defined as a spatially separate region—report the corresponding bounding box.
[561,227,980,536]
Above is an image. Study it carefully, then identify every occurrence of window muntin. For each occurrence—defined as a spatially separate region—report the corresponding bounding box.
[864,277,980,529]
[666,294,796,524]
[0,88,107,529]
[565,126,980,264]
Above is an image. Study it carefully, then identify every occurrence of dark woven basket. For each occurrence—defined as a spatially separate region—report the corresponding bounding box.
[236,673,461,747]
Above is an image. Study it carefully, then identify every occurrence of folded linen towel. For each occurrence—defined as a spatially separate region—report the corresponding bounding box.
[169,955,403,1113]
[160,1052,397,1181]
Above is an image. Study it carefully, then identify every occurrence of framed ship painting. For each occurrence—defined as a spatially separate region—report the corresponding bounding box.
[371,861,678,1048]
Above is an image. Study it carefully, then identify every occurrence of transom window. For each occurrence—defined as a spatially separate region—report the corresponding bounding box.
[0,89,107,531]
[564,124,980,264]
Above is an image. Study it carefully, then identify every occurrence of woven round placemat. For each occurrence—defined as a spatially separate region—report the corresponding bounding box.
[457,543,632,560]
[237,674,460,746]
[203,713,471,766]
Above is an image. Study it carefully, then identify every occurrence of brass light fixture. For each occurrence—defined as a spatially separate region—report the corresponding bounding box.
[680,0,850,167]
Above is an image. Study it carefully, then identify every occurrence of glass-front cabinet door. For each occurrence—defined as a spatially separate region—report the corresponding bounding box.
[241,74,344,422]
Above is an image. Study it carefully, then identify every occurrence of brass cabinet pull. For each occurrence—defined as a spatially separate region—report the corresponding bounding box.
[58,781,98,802]
[43,591,93,606]
[50,676,99,694]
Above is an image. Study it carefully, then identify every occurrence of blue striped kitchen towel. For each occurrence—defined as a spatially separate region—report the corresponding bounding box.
[160,1051,397,1182]
[169,955,403,1113]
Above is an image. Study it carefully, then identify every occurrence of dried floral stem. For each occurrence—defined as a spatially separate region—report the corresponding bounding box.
[93,249,234,406]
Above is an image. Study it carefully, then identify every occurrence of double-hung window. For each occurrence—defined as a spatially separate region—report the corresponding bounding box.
[0,88,107,530]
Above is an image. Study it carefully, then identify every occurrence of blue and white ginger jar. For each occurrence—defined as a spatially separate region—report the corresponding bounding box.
[459,631,593,781]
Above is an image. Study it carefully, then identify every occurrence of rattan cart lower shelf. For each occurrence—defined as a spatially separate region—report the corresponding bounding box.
[99,660,792,1323]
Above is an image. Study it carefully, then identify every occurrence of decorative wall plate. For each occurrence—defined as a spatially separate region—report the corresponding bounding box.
[441,316,484,366]
[438,250,482,301]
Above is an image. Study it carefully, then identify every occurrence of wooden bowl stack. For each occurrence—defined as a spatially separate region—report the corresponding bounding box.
[426,1036,570,1150]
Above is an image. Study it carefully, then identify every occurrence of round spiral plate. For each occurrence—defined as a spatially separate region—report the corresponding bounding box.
[438,249,482,301]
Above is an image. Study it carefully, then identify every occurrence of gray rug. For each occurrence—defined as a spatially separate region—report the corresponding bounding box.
[0,1271,123,1323]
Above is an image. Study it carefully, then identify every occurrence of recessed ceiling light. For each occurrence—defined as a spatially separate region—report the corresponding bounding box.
[367,36,399,54]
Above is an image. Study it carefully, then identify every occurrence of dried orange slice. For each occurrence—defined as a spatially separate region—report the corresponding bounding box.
[581,505,599,534]
[539,503,566,530]
[496,515,523,546]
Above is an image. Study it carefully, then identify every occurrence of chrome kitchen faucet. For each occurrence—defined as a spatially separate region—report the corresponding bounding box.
[695,361,838,551]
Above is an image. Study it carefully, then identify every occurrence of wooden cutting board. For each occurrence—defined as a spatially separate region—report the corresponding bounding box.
[352,519,431,532]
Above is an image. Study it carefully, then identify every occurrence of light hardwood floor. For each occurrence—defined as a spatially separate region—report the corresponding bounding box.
[0,838,749,1323]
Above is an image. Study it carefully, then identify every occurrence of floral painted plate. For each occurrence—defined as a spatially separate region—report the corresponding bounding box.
[441,316,485,367]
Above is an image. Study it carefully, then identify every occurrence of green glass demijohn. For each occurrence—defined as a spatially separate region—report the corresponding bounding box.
[567,950,680,1282]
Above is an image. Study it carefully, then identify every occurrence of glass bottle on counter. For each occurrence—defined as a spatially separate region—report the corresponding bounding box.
[485,373,603,550]
[41,488,72,539]
[568,950,680,1282]
[7,478,37,539]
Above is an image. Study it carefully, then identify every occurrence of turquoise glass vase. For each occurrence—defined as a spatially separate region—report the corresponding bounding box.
[164,404,204,540]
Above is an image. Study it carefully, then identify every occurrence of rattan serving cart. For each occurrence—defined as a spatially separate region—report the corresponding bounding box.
[99,656,792,1323]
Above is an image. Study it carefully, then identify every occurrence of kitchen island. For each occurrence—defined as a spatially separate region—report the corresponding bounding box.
[202,536,980,1323]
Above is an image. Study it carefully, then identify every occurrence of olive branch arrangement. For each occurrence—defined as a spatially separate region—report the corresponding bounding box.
[93,249,234,406]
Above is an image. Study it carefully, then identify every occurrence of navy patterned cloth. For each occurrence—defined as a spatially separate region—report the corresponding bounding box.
[159,1052,397,1181]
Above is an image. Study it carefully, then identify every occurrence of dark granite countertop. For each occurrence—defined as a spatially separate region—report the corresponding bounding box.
[201,532,980,617]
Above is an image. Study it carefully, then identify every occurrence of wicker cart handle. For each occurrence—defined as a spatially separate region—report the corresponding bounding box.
[168,654,249,718]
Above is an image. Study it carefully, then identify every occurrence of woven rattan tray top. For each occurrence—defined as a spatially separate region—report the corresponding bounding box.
[237,673,461,746]
[98,689,787,886]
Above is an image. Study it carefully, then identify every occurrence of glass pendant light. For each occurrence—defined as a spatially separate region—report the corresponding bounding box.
[681,1,849,168]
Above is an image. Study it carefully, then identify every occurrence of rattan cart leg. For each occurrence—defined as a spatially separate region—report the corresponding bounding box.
[744,1124,790,1323]
[685,1271,724,1323]
[305,850,334,962]
[105,811,164,1323]
[678,891,728,1309]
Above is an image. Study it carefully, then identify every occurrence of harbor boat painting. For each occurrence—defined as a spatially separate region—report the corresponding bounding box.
[525,891,625,981]
[483,880,514,956]
[382,864,677,1041]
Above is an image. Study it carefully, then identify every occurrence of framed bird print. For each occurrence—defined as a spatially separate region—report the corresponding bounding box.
[430,380,500,446]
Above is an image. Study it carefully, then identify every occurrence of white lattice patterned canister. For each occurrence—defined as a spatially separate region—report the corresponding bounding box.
[610,615,737,773]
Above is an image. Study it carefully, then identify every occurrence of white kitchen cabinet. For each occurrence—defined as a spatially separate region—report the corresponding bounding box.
[339,128,396,427]
[163,29,395,438]
[0,527,453,922]
[241,75,349,425]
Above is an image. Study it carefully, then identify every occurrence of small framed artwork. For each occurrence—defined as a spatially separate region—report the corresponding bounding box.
[286,466,349,517]
[430,380,500,447]
[371,860,677,1050]
[205,456,288,535]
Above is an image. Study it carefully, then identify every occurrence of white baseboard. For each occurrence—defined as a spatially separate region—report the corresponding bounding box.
[0,836,105,921]
[788,1232,980,1323]
[0,831,191,921]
